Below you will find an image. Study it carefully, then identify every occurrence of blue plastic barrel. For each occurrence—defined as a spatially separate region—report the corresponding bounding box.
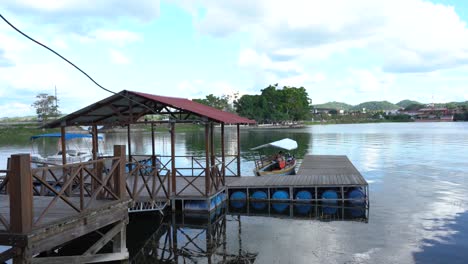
[348,188,366,205]
[296,190,313,200]
[251,190,268,200]
[184,201,209,211]
[350,207,365,217]
[321,190,338,203]
[272,190,289,200]
[230,191,246,200]
[322,206,337,215]
[251,201,267,210]
[230,200,246,209]
[272,203,289,213]
[295,204,312,215]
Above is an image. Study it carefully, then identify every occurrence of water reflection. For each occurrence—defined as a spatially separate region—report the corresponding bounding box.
[128,201,368,263]
[228,201,369,223]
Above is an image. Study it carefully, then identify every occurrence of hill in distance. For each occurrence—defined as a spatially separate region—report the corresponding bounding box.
[352,101,400,111]
[313,101,353,110]
[396,100,423,108]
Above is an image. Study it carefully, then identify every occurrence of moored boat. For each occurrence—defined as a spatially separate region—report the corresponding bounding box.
[251,138,298,176]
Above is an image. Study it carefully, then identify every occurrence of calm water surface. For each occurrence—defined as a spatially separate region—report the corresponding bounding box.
[1,122,467,263]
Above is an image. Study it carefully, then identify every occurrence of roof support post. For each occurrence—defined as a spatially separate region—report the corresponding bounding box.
[60,125,70,195]
[151,123,156,167]
[205,123,210,196]
[210,122,215,167]
[60,126,67,165]
[92,125,98,160]
[127,124,132,170]
[236,124,241,177]
[171,122,176,196]
[221,123,225,183]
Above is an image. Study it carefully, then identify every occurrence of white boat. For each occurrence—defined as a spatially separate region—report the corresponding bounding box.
[251,138,298,176]
[30,133,103,165]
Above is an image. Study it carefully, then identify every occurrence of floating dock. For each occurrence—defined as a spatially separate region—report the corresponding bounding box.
[226,155,368,204]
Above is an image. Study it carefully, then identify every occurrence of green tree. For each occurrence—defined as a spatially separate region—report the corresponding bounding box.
[234,84,311,123]
[32,93,60,124]
[193,94,233,111]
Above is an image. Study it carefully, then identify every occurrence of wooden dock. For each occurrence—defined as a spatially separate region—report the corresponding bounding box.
[0,148,131,263]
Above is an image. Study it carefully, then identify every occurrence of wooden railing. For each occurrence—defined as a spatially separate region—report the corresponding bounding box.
[0,145,128,233]
[125,156,170,203]
[0,169,9,230]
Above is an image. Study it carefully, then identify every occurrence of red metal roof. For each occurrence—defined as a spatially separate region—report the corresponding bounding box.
[44,90,255,128]
[131,91,255,124]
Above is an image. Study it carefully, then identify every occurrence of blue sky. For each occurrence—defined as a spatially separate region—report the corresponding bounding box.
[1,0,468,117]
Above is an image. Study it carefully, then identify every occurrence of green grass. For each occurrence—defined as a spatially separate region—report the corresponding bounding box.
[0,124,59,145]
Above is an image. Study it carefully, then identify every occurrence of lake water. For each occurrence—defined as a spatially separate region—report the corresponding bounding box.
[1,122,467,263]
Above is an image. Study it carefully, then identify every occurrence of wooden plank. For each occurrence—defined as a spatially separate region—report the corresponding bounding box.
[31,252,128,264]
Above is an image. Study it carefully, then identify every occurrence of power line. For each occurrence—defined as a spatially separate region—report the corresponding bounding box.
[0,13,157,116]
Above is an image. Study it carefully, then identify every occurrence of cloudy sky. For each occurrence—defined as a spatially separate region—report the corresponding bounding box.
[1,0,468,117]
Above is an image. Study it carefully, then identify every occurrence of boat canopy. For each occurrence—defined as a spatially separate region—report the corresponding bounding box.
[250,138,298,151]
[30,133,103,141]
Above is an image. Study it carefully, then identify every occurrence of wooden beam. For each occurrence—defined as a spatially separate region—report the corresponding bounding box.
[84,222,124,255]
[9,154,33,234]
[31,252,129,264]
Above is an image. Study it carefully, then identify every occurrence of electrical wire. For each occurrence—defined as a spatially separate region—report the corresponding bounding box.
[0,13,157,115]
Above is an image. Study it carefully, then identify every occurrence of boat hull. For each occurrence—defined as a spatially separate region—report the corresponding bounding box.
[255,160,296,176]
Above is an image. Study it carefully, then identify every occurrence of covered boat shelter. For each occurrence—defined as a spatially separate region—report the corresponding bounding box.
[44,90,255,210]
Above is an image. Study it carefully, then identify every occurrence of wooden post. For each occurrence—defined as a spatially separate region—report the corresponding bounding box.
[127,124,132,171]
[92,125,98,160]
[151,123,156,170]
[236,124,241,177]
[9,154,33,234]
[60,126,67,165]
[114,145,126,199]
[205,123,210,196]
[210,123,215,167]
[170,122,176,196]
[221,123,225,183]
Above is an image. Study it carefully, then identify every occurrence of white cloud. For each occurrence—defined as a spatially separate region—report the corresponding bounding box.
[3,0,161,23]
[109,49,131,64]
[189,0,468,73]
[91,29,142,46]
[0,102,32,117]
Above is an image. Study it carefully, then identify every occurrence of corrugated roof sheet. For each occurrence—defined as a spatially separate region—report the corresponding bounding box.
[45,90,255,128]
[131,91,255,124]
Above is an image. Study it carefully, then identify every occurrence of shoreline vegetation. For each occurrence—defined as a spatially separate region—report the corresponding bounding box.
[1,118,465,146]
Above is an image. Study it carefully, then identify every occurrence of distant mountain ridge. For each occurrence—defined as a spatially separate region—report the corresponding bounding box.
[352,101,399,111]
[313,101,353,110]
[314,99,467,111]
